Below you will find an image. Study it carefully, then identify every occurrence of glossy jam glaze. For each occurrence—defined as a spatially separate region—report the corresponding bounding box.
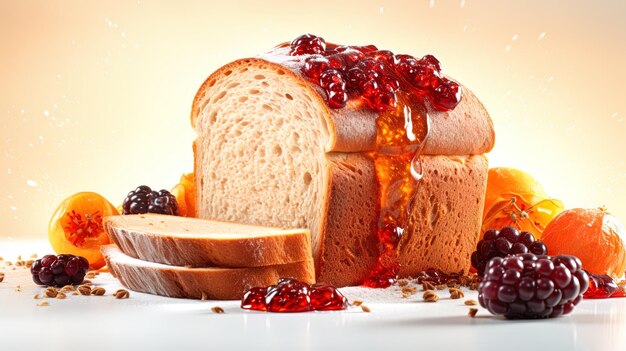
[241,278,349,312]
[584,272,626,299]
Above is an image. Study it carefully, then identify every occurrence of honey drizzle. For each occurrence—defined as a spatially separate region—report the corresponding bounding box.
[362,93,430,288]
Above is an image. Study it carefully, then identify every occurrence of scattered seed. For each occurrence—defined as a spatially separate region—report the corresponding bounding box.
[33,294,39,299]
[201,292,208,301]
[360,305,371,313]
[422,281,435,291]
[0,272,4,282]
[211,306,225,314]
[92,287,106,296]
[82,280,93,286]
[78,285,92,296]
[17,255,22,261]
[85,272,96,279]
[37,301,49,307]
[72,291,79,295]
[352,299,363,307]
[447,279,459,288]
[401,286,417,295]
[114,289,129,299]
[15,261,24,267]
[30,253,38,259]
[449,287,464,299]
[402,292,409,298]
[56,292,67,299]
[60,285,74,293]
[26,260,34,268]
[423,290,439,302]
[464,299,477,306]
[45,287,58,298]
[0,256,3,261]
[469,282,479,291]
[15,285,21,292]
[435,284,446,290]
[397,279,409,287]
[468,308,478,318]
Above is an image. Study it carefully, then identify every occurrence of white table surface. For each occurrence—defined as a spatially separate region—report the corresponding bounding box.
[1,240,624,351]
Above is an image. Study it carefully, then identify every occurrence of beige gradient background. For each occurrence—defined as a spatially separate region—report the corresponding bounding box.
[1,0,625,239]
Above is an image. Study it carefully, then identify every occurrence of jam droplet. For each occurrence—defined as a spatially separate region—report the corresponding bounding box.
[241,278,349,312]
[583,272,626,299]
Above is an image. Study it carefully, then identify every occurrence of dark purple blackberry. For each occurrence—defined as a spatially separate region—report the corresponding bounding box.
[122,185,179,216]
[478,253,589,319]
[30,254,89,287]
[471,226,547,276]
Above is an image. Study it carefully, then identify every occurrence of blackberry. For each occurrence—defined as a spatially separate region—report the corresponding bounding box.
[478,254,589,319]
[122,185,179,216]
[30,254,89,287]
[471,226,547,276]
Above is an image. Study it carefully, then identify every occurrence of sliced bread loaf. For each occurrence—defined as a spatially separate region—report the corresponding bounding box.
[103,214,312,268]
[190,50,494,286]
[102,245,315,300]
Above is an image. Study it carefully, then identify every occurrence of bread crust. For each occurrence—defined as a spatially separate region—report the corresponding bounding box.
[104,214,313,268]
[317,154,488,286]
[102,245,315,300]
[191,57,495,155]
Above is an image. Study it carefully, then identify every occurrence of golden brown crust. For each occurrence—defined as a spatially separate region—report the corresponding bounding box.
[316,153,379,285]
[317,154,488,287]
[104,215,313,268]
[103,245,315,300]
[190,58,495,156]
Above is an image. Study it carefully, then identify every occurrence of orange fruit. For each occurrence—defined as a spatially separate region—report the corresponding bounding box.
[542,208,626,278]
[171,172,195,217]
[48,192,119,269]
[482,167,564,239]
[171,184,188,217]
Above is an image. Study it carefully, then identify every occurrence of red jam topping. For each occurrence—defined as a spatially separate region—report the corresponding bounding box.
[241,278,349,312]
[288,34,463,288]
[290,34,461,112]
[583,272,626,299]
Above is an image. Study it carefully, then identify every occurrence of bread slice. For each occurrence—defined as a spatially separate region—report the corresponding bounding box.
[102,245,315,300]
[190,49,494,286]
[103,214,312,268]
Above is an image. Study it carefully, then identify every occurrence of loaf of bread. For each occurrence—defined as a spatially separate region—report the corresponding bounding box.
[190,42,494,286]
[104,214,312,267]
[102,245,315,300]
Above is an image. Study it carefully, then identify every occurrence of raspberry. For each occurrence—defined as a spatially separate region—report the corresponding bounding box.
[478,254,589,319]
[431,78,462,111]
[122,185,179,216]
[241,278,348,312]
[471,226,547,276]
[289,34,326,55]
[302,55,329,79]
[30,254,89,287]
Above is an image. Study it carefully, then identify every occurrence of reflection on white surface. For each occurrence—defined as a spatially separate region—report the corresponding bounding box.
[1,241,625,351]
